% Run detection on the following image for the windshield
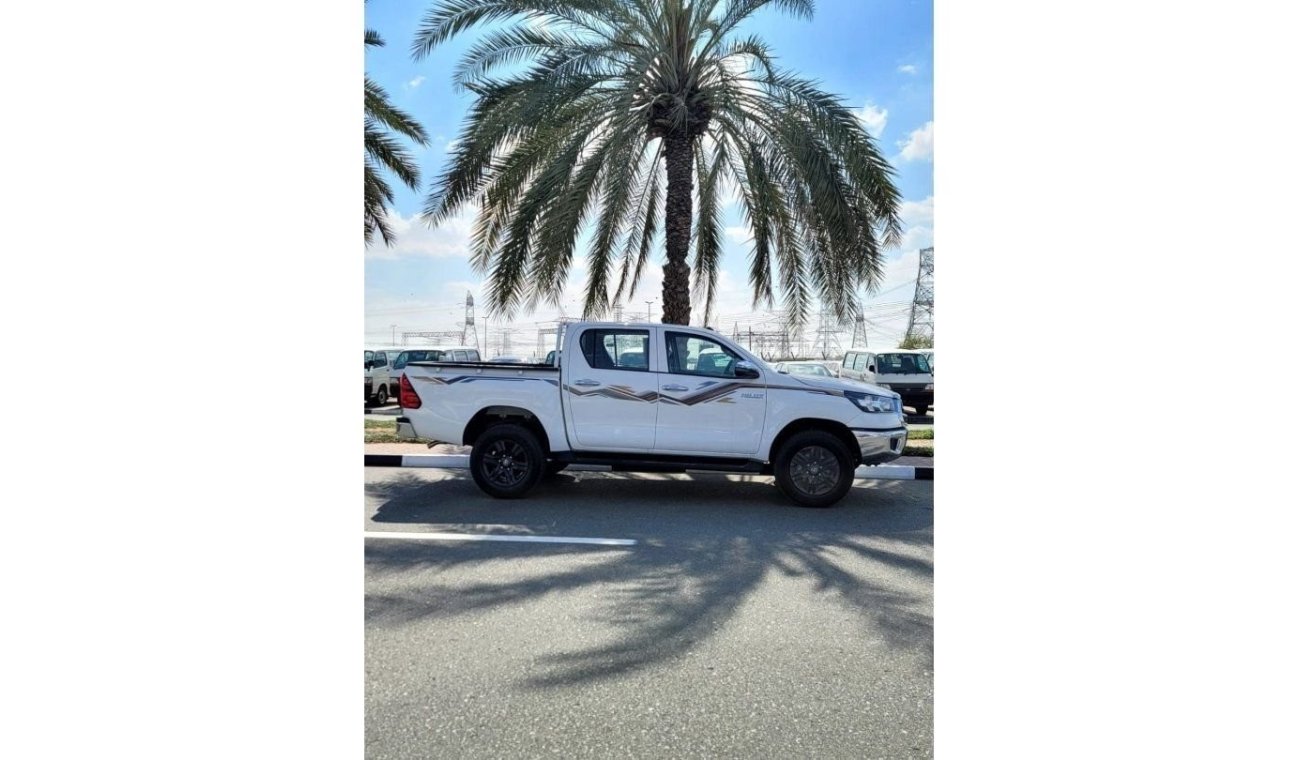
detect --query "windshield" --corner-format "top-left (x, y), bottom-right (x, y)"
top-left (875, 353), bottom-right (932, 375)
top-left (393, 350), bottom-right (445, 369)
top-left (789, 363), bottom-right (832, 377)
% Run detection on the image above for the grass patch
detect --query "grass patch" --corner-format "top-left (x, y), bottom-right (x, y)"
top-left (908, 428), bottom-right (933, 440)
top-left (364, 418), bottom-right (433, 443)
top-left (901, 445), bottom-right (933, 457)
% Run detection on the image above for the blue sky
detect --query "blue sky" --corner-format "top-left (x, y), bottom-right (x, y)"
top-left (365, 0), bottom-right (933, 352)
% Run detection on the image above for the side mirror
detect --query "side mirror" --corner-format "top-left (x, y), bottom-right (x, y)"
top-left (867, 365), bottom-right (875, 373)
top-left (365, 360), bottom-right (374, 370)
top-left (735, 360), bottom-right (761, 380)
top-left (778, 368), bottom-right (789, 374)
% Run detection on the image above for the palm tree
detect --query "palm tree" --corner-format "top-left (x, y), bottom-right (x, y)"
top-left (414, 0), bottom-right (902, 326)
top-left (366, 28), bottom-right (430, 246)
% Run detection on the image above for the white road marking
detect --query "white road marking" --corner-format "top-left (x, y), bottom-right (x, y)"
top-left (363, 531), bottom-right (636, 546)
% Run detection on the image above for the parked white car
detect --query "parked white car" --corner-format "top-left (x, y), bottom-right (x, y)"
top-left (773, 360), bottom-right (836, 378)
top-left (838, 348), bottom-right (934, 416)
top-left (396, 322), bottom-right (907, 507)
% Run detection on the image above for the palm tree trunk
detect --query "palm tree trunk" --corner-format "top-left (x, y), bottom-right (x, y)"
top-left (661, 133), bottom-right (694, 325)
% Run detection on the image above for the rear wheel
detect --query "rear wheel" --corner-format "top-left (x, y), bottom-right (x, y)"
top-left (911, 403), bottom-right (928, 417)
top-left (773, 430), bottom-right (855, 508)
top-left (470, 423), bottom-right (545, 499)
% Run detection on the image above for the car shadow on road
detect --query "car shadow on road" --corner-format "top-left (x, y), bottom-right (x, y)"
top-left (365, 471), bottom-right (933, 688)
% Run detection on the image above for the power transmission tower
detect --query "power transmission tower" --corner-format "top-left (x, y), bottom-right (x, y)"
top-left (613, 304), bottom-right (624, 323)
top-left (851, 315), bottom-right (867, 348)
top-left (814, 303), bottom-right (845, 360)
top-left (460, 291), bottom-right (480, 352)
top-left (904, 247), bottom-right (934, 344)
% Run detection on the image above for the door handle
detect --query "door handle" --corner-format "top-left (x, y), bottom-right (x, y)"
top-left (662, 384), bottom-right (688, 392)
top-left (573, 379), bottom-right (600, 387)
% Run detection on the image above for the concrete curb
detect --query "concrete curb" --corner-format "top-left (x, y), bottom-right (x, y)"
top-left (364, 454), bottom-right (932, 481)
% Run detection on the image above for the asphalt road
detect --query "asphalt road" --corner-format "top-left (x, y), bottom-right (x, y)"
top-left (365, 468), bottom-right (933, 759)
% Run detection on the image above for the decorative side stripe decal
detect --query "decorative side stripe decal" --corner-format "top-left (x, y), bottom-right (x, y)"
top-left (410, 375), bottom-right (559, 387)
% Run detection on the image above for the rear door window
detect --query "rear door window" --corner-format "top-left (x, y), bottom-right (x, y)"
top-left (853, 353), bottom-right (868, 371)
top-left (842, 353), bottom-right (855, 369)
top-left (579, 329), bottom-right (651, 371)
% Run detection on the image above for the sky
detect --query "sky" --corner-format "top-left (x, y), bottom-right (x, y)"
top-left (364, 0), bottom-right (933, 355)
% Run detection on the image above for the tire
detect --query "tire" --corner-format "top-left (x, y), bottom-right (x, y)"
top-left (373, 386), bottom-right (388, 407)
top-left (470, 423), bottom-right (545, 499)
top-left (545, 461), bottom-right (569, 476)
top-left (911, 404), bottom-right (928, 417)
top-left (773, 430), bottom-right (856, 508)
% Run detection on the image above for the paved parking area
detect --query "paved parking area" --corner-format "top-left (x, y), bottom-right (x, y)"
top-left (365, 469), bottom-right (933, 758)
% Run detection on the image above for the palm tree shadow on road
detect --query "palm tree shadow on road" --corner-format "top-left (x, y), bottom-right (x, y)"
top-left (364, 472), bottom-right (933, 687)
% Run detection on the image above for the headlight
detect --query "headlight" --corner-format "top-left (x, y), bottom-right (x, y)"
top-left (925, 383), bottom-right (934, 391)
top-left (845, 390), bottom-right (897, 414)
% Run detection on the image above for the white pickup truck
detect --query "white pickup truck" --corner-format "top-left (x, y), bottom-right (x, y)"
top-left (396, 322), bottom-right (908, 507)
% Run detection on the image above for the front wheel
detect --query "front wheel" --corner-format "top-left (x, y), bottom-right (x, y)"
top-left (773, 431), bottom-right (856, 508)
top-left (373, 386), bottom-right (388, 407)
top-left (910, 403), bottom-right (928, 417)
top-left (470, 423), bottom-right (545, 499)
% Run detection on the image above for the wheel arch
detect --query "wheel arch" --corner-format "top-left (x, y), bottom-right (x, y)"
top-left (768, 418), bottom-right (860, 465)
top-left (462, 406), bottom-right (551, 454)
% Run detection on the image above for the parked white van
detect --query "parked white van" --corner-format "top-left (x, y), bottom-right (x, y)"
top-left (838, 348), bottom-right (934, 416)
top-left (365, 346), bottom-right (408, 406)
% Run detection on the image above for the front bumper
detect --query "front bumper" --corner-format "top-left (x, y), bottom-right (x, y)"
top-left (851, 427), bottom-right (908, 465)
top-left (365, 381), bottom-right (373, 400)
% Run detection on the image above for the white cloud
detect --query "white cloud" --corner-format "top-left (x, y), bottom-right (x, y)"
top-left (898, 121), bottom-right (933, 162)
top-left (444, 138), bottom-right (461, 153)
top-left (897, 64), bottom-right (917, 75)
top-left (724, 226), bottom-right (751, 244)
top-left (898, 195), bottom-right (934, 228)
top-left (856, 101), bottom-right (889, 137)
top-left (365, 206), bottom-right (477, 260)
top-left (405, 75), bottom-right (426, 90)
top-left (898, 224), bottom-right (933, 254)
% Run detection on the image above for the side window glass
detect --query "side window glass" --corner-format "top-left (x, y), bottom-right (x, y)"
top-left (376, 352), bottom-right (387, 367)
top-left (842, 353), bottom-right (854, 368)
top-left (854, 354), bottom-right (868, 371)
top-left (467, 350), bottom-right (480, 362)
top-left (579, 329), bottom-right (649, 371)
top-left (393, 352), bottom-right (407, 370)
top-left (666, 332), bottom-right (740, 377)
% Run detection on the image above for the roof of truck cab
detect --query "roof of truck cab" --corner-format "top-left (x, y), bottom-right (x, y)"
top-left (564, 322), bottom-right (717, 331)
